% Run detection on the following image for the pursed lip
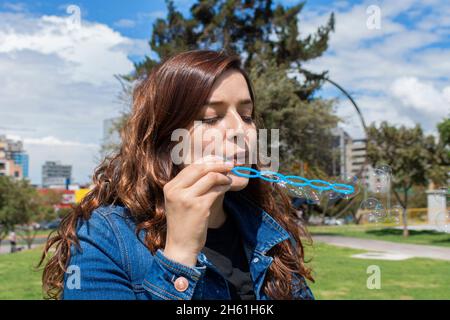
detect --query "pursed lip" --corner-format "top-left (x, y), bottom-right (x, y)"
top-left (225, 151), bottom-right (248, 164)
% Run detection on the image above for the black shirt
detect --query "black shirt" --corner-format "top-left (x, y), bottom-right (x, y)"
top-left (202, 213), bottom-right (256, 300)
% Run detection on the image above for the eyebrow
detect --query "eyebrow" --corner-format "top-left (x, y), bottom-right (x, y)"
top-left (204, 99), bottom-right (253, 107)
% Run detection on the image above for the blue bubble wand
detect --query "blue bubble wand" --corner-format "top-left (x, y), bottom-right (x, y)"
top-left (230, 166), bottom-right (355, 195)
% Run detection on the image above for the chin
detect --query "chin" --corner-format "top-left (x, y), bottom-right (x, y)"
top-left (227, 174), bottom-right (249, 191)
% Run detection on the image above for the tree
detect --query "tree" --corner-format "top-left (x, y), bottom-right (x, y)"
top-left (34, 189), bottom-right (62, 222)
top-left (0, 176), bottom-right (17, 246)
top-left (131, 0), bottom-right (334, 92)
top-left (366, 121), bottom-right (448, 237)
top-left (248, 54), bottom-right (339, 173)
top-left (437, 117), bottom-right (450, 146)
top-left (0, 176), bottom-right (41, 249)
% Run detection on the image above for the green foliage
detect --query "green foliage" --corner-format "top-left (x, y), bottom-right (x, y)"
top-left (366, 121), bottom-right (449, 236)
top-left (133, 0), bottom-right (334, 94)
top-left (0, 177), bottom-right (62, 243)
top-left (0, 176), bottom-right (39, 240)
top-left (367, 121), bottom-right (448, 199)
top-left (437, 117), bottom-right (450, 146)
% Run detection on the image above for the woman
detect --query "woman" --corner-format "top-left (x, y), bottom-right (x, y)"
top-left (39, 49), bottom-right (314, 300)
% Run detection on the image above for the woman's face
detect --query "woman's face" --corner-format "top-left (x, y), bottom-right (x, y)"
top-left (185, 69), bottom-right (257, 191)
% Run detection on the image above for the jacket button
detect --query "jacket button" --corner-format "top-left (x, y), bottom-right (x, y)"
top-left (174, 276), bottom-right (189, 292)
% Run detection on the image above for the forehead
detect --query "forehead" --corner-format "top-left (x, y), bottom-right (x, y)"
top-left (208, 69), bottom-right (251, 101)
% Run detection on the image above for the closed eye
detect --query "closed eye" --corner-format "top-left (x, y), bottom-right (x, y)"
top-left (241, 116), bottom-right (253, 124)
top-left (201, 117), bottom-right (222, 126)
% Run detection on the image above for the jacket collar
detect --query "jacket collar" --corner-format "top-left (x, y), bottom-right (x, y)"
top-left (223, 191), bottom-right (290, 255)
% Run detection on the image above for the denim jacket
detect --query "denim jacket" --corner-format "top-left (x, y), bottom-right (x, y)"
top-left (62, 191), bottom-right (314, 300)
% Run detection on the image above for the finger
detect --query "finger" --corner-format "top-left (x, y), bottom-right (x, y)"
top-left (199, 184), bottom-right (231, 204)
top-left (175, 161), bottom-right (234, 189)
top-left (188, 171), bottom-right (232, 196)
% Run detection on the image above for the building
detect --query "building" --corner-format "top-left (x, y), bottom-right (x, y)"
top-left (0, 135), bottom-right (29, 180)
top-left (331, 129), bottom-right (379, 191)
top-left (331, 127), bottom-right (352, 177)
top-left (0, 158), bottom-right (23, 178)
top-left (42, 161), bottom-right (72, 188)
top-left (344, 138), bottom-right (378, 191)
top-left (12, 153), bottom-right (29, 178)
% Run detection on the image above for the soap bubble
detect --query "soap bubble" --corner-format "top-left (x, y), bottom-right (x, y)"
top-left (360, 197), bottom-right (385, 223)
top-left (326, 175), bottom-right (361, 201)
top-left (372, 164), bottom-right (392, 194)
top-left (385, 205), bottom-right (402, 224)
top-left (280, 180), bottom-right (320, 204)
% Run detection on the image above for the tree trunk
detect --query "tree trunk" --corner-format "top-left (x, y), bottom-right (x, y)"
top-left (402, 207), bottom-right (409, 237)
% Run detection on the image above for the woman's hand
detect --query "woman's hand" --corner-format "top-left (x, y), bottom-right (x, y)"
top-left (162, 157), bottom-right (234, 267)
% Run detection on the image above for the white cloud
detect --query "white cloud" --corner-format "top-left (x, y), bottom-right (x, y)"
top-left (0, 11), bottom-right (141, 185)
top-left (390, 77), bottom-right (450, 118)
top-left (0, 14), bottom-right (134, 85)
top-left (298, 0), bottom-right (450, 138)
top-left (23, 136), bottom-right (98, 148)
top-left (114, 19), bottom-right (136, 28)
top-left (2, 2), bottom-right (27, 12)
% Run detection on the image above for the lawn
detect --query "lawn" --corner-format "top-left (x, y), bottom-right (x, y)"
top-left (305, 242), bottom-right (450, 300)
top-left (0, 246), bottom-right (45, 299)
top-left (308, 224), bottom-right (450, 247)
top-left (1, 242), bottom-right (449, 300)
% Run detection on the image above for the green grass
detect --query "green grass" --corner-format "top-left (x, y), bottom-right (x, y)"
top-left (0, 246), bottom-right (45, 299)
top-left (308, 224), bottom-right (450, 247)
top-left (305, 242), bottom-right (450, 299)
top-left (1, 242), bottom-right (449, 299)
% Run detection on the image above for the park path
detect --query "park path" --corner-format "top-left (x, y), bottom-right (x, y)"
top-left (0, 236), bottom-right (47, 255)
top-left (313, 235), bottom-right (450, 261)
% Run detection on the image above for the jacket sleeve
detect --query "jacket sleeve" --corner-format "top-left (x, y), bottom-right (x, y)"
top-left (141, 249), bottom-right (207, 300)
top-left (63, 209), bottom-right (207, 300)
top-left (62, 211), bottom-right (136, 300)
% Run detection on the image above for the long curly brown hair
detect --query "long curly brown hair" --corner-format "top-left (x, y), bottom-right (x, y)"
top-left (38, 49), bottom-right (314, 300)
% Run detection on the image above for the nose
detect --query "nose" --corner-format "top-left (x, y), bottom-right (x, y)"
top-left (225, 109), bottom-right (246, 143)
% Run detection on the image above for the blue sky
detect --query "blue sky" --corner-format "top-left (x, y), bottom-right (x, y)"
top-left (0, 0), bottom-right (449, 185)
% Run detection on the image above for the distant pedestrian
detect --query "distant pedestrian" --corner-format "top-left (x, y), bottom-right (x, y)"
top-left (9, 231), bottom-right (17, 253)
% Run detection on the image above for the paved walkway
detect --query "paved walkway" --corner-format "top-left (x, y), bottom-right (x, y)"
top-left (0, 237), bottom-right (46, 255)
top-left (313, 235), bottom-right (450, 261)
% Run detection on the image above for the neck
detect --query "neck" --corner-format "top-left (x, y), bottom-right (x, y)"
top-left (208, 193), bottom-right (227, 229)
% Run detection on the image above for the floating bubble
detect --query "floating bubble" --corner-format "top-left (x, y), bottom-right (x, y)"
top-left (367, 211), bottom-right (384, 224)
top-left (360, 197), bottom-right (385, 224)
top-left (374, 164), bottom-right (392, 175)
top-left (385, 205), bottom-right (402, 224)
top-left (325, 175), bottom-right (361, 201)
top-left (372, 164), bottom-right (392, 194)
top-left (280, 180), bottom-right (320, 204)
